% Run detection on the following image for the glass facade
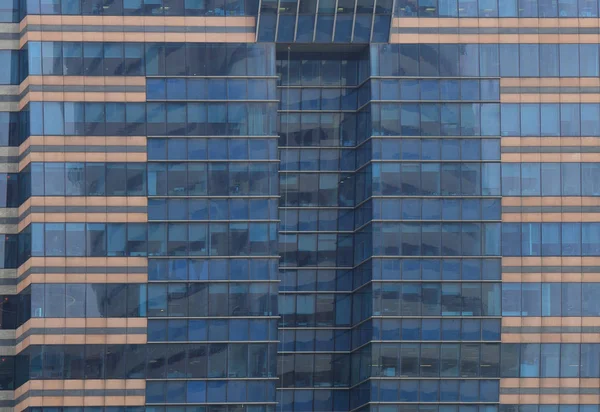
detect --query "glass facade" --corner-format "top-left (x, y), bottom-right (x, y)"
top-left (0, 1), bottom-right (596, 412)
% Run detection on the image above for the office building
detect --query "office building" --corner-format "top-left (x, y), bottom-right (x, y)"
top-left (0, 0), bottom-right (598, 410)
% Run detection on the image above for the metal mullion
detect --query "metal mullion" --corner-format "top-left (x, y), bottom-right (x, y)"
top-left (331, 0), bottom-right (340, 42)
top-left (273, 0), bottom-right (282, 40)
top-left (255, 0), bottom-right (264, 41)
top-left (349, 0), bottom-right (359, 42)
top-left (293, 0), bottom-right (301, 41)
top-left (368, 0), bottom-right (377, 42)
top-left (312, 0), bottom-right (320, 41)
top-left (387, 0), bottom-right (398, 42)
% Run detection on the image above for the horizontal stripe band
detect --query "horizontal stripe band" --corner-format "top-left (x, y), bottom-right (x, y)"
top-left (503, 326), bottom-right (600, 333)
top-left (23, 24), bottom-right (253, 34)
top-left (501, 388), bottom-right (600, 394)
top-left (501, 146), bottom-right (600, 153)
top-left (502, 206), bottom-right (600, 213)
top-left (15, 327), bottom-right (147, 345)
top-left (27, 85), bottom-right (146, 93)
top-left (23, 145), bottom-right (146, 154)
top-left (502, 265), bottom-right (600, 273)
top-left (501, 86), bottom-right (600, 94)
top-left (17, 266), bottom-right (147, 284)
top-left (25, 206), bottom-right (147, 214)
top-left (14, 389), bottom-right (145, 407)
top-left (392, 27), bottom-right (600, 34)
